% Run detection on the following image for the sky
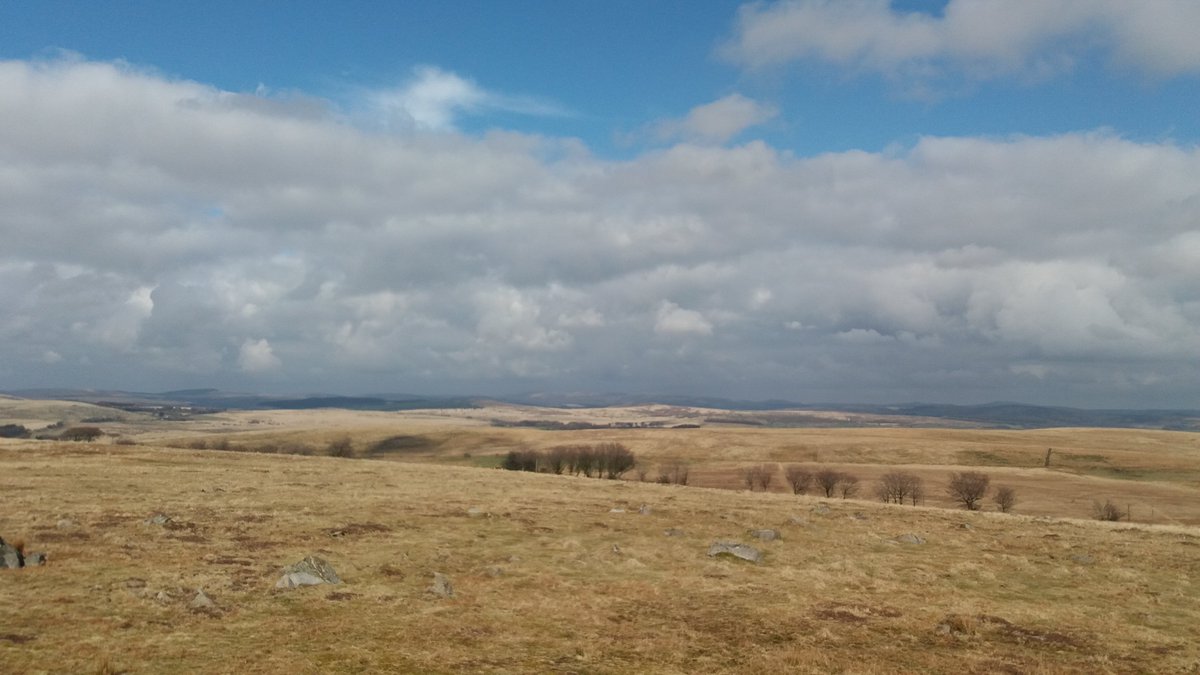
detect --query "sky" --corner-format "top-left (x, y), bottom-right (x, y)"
top-left (1, 0), bottom-right (1198, 407)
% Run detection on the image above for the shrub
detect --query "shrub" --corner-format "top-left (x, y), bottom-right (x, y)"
top-left (502, 449), bottom-right (541, 472)
top-left (742, 464), bottom-right (775, 491)
top-left (596, 442), bottom-right (635, 479)
top-left (784, 465), bottom-right (813, 495)
top-left (327, 436), bottom-right (355, 458)
top-left (114, 438), bottom-right (137, 446)
top-left (544, 446), bottom-right (570, 475)
top-left (1093, 499), bottom-right (1125, 521)
top-left (993, 486), bottom-right (1017, 513)
top-left (59, 426), bottom-right (103, 442)
top-left (947, 471), bottom-right (991, 510)
top-left (876, 471), bottom-right (923, 505)
top-left (0, 424), bottom-right (30, 438)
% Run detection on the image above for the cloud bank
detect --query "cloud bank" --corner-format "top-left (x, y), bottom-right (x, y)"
top-left (723, 0), bottom-right (1200, 86)
top-left (1, 58), bottom-right (1197, 405)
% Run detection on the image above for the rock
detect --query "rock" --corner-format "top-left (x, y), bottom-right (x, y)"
top-left (155, 590), bottom-right (173, 604)
top-left (851, 512), bottom-right (868, 521)
top-left (812, 503), bottom-right (832, 515)
top-left (749, 529), bottom-right (781, 541)
top-left (24, 552), bottom-right (46, 566)
top-left (0, 541), bottom-right (22, 569)
top-left (638, 504), bottom-right (653, 515)
top-left (609, 508), bottom-right (626, 514)
top-left (894, 533), bottom-right (926, 545)
top-left (56, 519), bottom-right (77, 529)
top-left (466, 507), bottom-right (485, 518)
top-left (144, 513), bottom-right (173, 526)
top-left (276, 555), bottom-right (341, 589)
top-left (1070, 553), bottom-right (1095, 565)
top-left (428, 572), bottom-right (454, 598)
top-left (664, 528), bottom-right (685, 537)
top-left (611, 544), bottom-right (622, 555)
top-left (706, 541), bottom-right (764, 564)
top-left (190, 589), bottom-right (216, 610)
top-left (787, 516), bottom-right (809, 526)
top-left (957, 523), bottom-right (974, 530)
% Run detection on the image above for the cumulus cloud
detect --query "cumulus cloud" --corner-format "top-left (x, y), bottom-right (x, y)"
top-left (0, 57), bottom-right (1197, 405)
top-left (722, 0), bottom-right (1200, 85)
top-left (238, 338), bottom-right (281, 373)
top-left (367, 65), bottom-right (568, 131)
top-left (652, 94), bottom-right (779, 144)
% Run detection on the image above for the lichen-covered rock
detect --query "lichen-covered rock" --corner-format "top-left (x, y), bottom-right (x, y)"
top-left (427, 572), bottom-right (454, 598)
top-left (0, 540), bottom-right (22, 569)
top-left (749, 529), bottom-right (781, 541)
top-left (23, 552), bottom-right (46, 566)
top-left (706, 541), bottom-right (763, 564)
top-left (894, 533), bottom-right (926, 545)
top-left (276, 555), bottom-right (341, 589)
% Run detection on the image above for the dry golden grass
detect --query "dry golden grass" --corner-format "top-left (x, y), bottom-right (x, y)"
top-left (2, 440), bottom-right (1199, 674)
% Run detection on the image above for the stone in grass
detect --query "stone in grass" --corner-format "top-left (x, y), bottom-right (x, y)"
top-left (1070, 553), bottom-right (1095, 565)
top-left (24, 552), bottom-right (46, 566)
top-left (811, 503), bottom-right (832, 515)
top-left (707, 541), bottom-right (764, 564)
top-left (276, 556), bottom-right (341, 589)
top-left (664, 528), bottom-right (685, 537)
top-left (427, 572), bottom-right (454, 598)
top-left (749, 529), bottom-right (781, 541)
top-left (144, 513), bottom-right (173, 526)
top-left (894, 533), bottom-right (926, 545)
top-left (190, 589), bottom-right (216, 610)
top-left (1, 539), bottom-right (22, 569)
top-left (638, 504), bottom-right (653, 515)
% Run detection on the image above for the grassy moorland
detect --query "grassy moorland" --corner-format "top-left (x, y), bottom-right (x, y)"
top-left (2, 401), bottom-right (1199, 672)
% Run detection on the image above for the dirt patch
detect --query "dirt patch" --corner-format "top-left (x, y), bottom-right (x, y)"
top-left (0, 633), bottom-right (35, 644)
top-left (379, 564), bottom-right (407, 578)
top-left (326, 592), bottom-right (357, 601)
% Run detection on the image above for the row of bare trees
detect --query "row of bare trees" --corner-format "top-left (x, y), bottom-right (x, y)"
top-left (502, 443), bottom-right (636, 479)
top-left (746, 464), bottom-right (1019, 512)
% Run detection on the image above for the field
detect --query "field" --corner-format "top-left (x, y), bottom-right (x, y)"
top-left (2, 401), bottom-right (1199, 673)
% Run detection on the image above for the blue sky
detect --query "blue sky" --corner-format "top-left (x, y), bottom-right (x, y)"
top-left (1, 1), bottom-right (1199, 406)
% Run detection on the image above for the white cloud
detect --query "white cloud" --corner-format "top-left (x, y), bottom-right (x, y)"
top-left (722, 0), bottom-right (1200, 85)
top-left (652, 94), bottom-right (778, 144)
top-left (367, 65), bottom-right (567, 131)
top-left (655, 302), bottom-right (713, 336)
top-left (1, 57), bottom-right (1198, 405)
top-left (238, 338), bottom-right (281, 373)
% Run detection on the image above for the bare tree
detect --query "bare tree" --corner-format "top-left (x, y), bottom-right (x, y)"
top-left (947, 471), bottom-right (991, 510)
top-left (597, 442), bottom-right (636, 479)
top-left (993, 486), bottom-right (1017, 513)
top-left (327, 436), bottom-right (355, 458)
top-left (838, 473), bottom-right (860, 499)
top-left (633, 462), bottom-right (650, 482)
top-left (815, 468), bottom-right (843, 498)
top-left (1093, 499), bottom-right (1125, 521)
top-left (876, 471), bottom-right (923, 505)
top-left (784, 465), bottom-right (813, 495)
top-left (657, 461), bottom-right (690, 486)
top-left (742, 464), bottom-right (776, 491)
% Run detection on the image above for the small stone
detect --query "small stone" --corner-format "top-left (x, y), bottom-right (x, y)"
top-left (957, 523), bottom-right (974, 530)
top-left (190, 589), bottom-right (215, 610)
top-left (664, 528), bottom-right (685, 537)
top-left (894, 533), bottom-right (926, 545)
top-left (638, 504), bottom-right (653, 515)
top-left (56, 519), bottom-right (77, 529)
top-left (144, 513), bottom-right (173, 526)
top-left (0, 542), bottom-right (22, 569)
top-left (611, 544), bottom-right (622, 555)
top-left (155, 590), bottom-right (173, 603)
top-left (428, 572), bottom-right (454, 598)
top-left (812, 503), bottom-right (832, 515)
top-left (466, 507), bottom-right (485, 518)
top-left (749, 529), bottom-right (781, 541)
top-left (851, 512), bottom-right (868, 521)
top-left (706, 541), bottom-right (764, 564)
top-left (787, 515), bottom-right (809, 526)
top-left (24, 552), bottom-right (46, 566)
top-left (1070, 553), bottom-right (1095, 565)
top-left (609, 508), bottom-right (626, 514)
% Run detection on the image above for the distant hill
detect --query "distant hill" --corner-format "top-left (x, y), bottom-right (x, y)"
top-left (3, 389), bottom-right (1197, 430)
